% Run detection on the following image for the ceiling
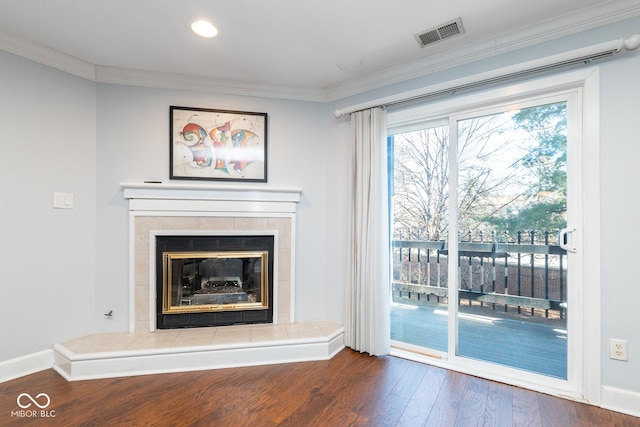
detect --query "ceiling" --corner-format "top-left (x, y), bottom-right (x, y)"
top-left (0, 0), bottom-right (638, 101)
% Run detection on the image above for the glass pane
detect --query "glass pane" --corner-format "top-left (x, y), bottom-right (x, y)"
top-left (390, 125), bottom-right (450, 352)
top-left (162, 251), bottom-right (268, 313)
top-left (456, 102), bottom-right (568, 378)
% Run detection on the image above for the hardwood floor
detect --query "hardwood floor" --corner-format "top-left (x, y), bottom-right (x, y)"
top-left (1, 349), bottom-right (638, 426)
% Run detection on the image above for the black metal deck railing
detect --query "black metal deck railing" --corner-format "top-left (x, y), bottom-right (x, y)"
top-left (392, 232), bottom-right (567, 318)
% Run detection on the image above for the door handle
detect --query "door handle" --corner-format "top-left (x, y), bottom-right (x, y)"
top-left (558, 228), bottom-right (577, 253)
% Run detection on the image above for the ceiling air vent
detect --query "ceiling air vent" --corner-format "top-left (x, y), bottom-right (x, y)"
top-left (414, 18), bottom-right (465, 48)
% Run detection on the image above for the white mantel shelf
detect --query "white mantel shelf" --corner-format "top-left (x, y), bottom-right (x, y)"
top-left (120, 182), bottom-right (302, 202)
top-left (120, 182), bottom-right (302, 214)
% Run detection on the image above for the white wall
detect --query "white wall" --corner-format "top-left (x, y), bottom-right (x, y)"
top-left (599, 38), bottom-right (640, 394)
top-left (0, 51), bottom-right (335, 362)
top-left (327, 15), bottom-right (640, 409)
top-left (324, 112), bottom-right (350, 323)
top-left (94, 84), bottom-right (332, 331)
top-left (0, 51), bottom-right (97, 360)
top-left (1, 13), bottom-right (638, 414)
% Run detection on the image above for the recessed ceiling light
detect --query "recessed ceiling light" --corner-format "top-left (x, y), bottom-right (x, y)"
top-left (190, 20), bottom-right (218, 38)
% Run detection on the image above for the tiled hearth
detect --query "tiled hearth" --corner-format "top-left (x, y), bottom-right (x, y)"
top-left (53, 321), bottom-right (344, 381)
top-left (51, 183), bottom-right (344, 381)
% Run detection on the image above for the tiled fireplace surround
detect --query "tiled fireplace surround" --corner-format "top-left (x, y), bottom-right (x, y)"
top-left (52, 183), bottom-right (344, 381)
top-left (134, 213), bottom-right (292, 332)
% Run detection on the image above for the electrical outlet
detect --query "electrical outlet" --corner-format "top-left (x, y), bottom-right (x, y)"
top-left (609, 339), bottom-right (628, 361)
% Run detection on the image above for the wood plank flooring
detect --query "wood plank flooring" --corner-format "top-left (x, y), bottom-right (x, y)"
top-left (1, 348), bottom-right (638, 426)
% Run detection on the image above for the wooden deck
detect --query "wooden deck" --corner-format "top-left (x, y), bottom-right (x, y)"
top-left (391, 303), bottom-right (567, 378)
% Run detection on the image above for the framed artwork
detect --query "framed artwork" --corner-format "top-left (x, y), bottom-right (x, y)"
top-left (170, 106), bottom-right (268, 182)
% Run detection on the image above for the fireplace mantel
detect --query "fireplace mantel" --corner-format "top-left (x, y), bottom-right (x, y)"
top-left (120, 182), bottom-right (302, 213)
top-left (121, 182), bottom-right (302, 333)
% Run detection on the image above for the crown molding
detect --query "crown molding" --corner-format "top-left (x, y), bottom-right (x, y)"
top-left (1, 1), bottom-right (639, 103)
top-left (0, 30), bottom-right (326, 102)
top-left (0, 31), bottom-right (95, 81)
top-left (324, 2), bottom-right (640, 101)
top-left (94, 66), bottom-right (327, 102)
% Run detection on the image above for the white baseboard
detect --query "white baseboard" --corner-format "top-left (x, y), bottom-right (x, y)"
top-left (0, 350), bottom-right (53, 383)
top-left (601, 385), bottom-right (640, 418)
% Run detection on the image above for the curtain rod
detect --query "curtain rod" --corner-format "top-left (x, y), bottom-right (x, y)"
top-left (334, 34), bottom-right (640, 119)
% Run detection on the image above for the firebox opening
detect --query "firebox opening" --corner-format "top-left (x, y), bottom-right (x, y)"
top-left (163, 251), bottom-right (269, 314)
top-left (156, 235), bottom-right (274, 329)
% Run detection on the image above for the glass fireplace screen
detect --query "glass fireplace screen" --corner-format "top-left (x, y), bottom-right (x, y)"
top-left (162, 251), bottom-right (269, 314)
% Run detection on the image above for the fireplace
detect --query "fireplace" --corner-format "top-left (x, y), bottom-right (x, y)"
top-left (57, 182), bottom-right (346, 382)
top-left (51, 184), bottom-right (344, 382)
top-left (156, 234), bottom-right (274, 329)
top-left (121, 182), bottom-right (301, 333)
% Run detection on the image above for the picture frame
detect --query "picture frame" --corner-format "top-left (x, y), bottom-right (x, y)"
top-left (170, 106), bottom-right (268, 182)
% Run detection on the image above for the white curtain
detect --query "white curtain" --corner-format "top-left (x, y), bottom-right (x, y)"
top-left (344, 107), bottom-right (390, 356)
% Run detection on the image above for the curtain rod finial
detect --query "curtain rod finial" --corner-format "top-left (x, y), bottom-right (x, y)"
top-left (334, 108), bottom-right (345, 119)
top-left (624, 34), bottom-right (640, 51)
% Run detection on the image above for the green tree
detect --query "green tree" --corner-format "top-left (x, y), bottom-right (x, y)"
top-left (481, 102), bottom-right (567, 237)
top-left (392, 102), bottom-right (568, 243)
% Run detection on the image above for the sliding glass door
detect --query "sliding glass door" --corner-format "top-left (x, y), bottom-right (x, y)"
top-left (454, 101), bottom-right (569, 378)
top-left (391, 122), bottom-right (450, 355)
top-left (390, 89), bottom-right (581, 388)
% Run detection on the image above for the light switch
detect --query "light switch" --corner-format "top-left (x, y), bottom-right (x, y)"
top-left (53, 192), bottom-right (74, 209)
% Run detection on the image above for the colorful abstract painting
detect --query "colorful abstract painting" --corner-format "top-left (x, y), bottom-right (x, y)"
top-left (170, 106), bottom-right (267, 182)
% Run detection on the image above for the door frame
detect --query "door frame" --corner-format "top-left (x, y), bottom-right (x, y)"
top-left (447, 90), bottom-right (582, 395)
top-left (388, 67), bottom-right (601, 404)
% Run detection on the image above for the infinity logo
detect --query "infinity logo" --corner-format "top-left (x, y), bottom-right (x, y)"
top-left (17, 393), bottom-right (51, 409)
